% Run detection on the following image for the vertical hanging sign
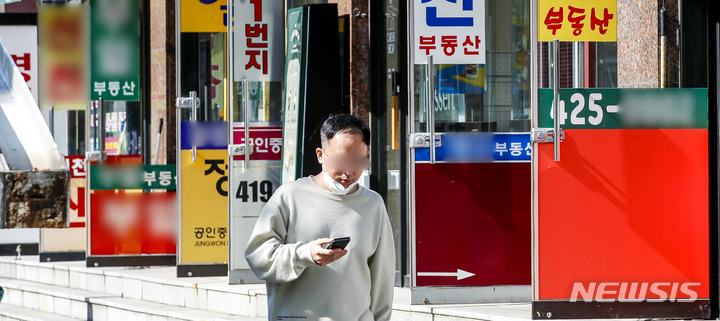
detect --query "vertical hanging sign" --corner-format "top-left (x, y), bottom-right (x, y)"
top-left (90, 0), bottom-right (140, 101)
top-left (39, 4), bottom-right (89, 110)
top-left (233, 0), bottom-right (284, 82)
top-left (413, 0), bottom-right (486, 64)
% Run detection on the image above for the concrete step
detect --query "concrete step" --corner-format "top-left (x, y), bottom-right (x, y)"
top-left (2, 278), bottom-right (112, 319)
top-left (0, 304), bottom-right (78, 321)
top-left (0, 278), bottom-right (266, 321)
top-left (0, 257), bottom-right (535, 321)
top-left (0, 259), bottom-right (267, 318)
top-left (87, 296), bottom-right (266, 321)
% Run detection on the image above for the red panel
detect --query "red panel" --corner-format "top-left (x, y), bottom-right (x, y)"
top-left (90, 191), bottom-right (177, 256)
top-left (538, 129), bottom-right (709, 300)
top-left (415, 162), bottom-right (531, 286)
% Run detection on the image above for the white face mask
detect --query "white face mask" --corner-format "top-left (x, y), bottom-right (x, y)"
top-left (322, 163), bottom-right (359, 195)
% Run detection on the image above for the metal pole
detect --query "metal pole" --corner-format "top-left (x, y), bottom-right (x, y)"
top-left (85, 101), bottom-right (92, 256)
top-left (49, 106), bottom-right (54, 138)
top-left (243, 79), bottom-right (250, 169)
top-left (154, 118), bottom-right (164, 164)
top-left (99, 98), bottom-right (105, 161)
top-left (659, 6), bottom-right (667, 88)
top-left (530, 0), bottom-right (538, 128)
top-left (553, 39), bottom-right (560, 162)
top-left (175, 0), bottom-right (183, 267)
top-left (190, 91), bottom-right (197, 162)
top-left (407, 0), bottom-right (417, 288)
top-left (530, 0), bottom-right (539, 301)
top-left (427, 55), bottom-right (435, 164)
top-left (573, 42), bottom-right (584, 88)
top-left (227, 0), bottom-right (235, 276)
top-left (678, 0), bottom-right (683, 88)
top-left (175, 91), bottom-right (182, 265)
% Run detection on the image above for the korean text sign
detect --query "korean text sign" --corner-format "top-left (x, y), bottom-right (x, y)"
top-left (66, 156), bottom-right (87, 228)
top-left (234, 0), bottom-right (284, 81)
top-left (413, 0), bottom-right (486, 64)
top-left (538, 0), bottom-right (617, 42)
top-left (90, 0), bottom-right (140, 101)
top-left (232, 126), bottom-right (283, 161)
top-left (90, 164), bottom-right (177, 190)
top-left (179, 121), bottom-right (229, 264)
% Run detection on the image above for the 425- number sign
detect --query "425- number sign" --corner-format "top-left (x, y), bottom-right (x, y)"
top-left (538, 88), bottom-right (706, 129)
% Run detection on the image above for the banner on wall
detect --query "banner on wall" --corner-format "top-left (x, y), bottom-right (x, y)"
top-left (0, 26), bottom-right (39, 103)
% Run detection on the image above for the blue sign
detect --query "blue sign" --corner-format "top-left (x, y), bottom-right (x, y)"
top-left (415, 132), bottom-right (531, 163)
top-left (423, 0), bottom-right (474, 27)
top-left (180, 121), bottom-right (228, 150)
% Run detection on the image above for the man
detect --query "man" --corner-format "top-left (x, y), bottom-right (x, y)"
top-left (245, 114), bottom-right (395, 321)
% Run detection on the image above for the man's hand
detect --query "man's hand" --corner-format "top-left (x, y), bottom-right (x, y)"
top-left (310, 238), bottom-right (348, 266)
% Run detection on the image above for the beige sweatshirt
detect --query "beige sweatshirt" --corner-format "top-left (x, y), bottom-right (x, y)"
top-left (245, 176), bottom-right (395, 321)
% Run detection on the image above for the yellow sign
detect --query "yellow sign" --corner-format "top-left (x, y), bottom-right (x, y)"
top-left (537, 0), bottom-right (617, 42)
top-left (180, 0), bottom-right (227, 33)
top-left (180, 149), bottom-right (228, 264)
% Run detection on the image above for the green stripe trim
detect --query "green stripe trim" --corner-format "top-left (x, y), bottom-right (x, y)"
top-left (538, 88), bottom-right (708, 129)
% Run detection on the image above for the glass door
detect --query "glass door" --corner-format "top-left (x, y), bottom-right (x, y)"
top-left (175, 13), bottom-right (230, 276)
top-left (531, 0), bottom-right (711, 318)
top-left (409, 0), bottom-right (532, 295)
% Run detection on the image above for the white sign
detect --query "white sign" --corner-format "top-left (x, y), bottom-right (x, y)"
top-left (0, 26), bottom-right (39, 103)
top-left (413, 0), bottom-right (486, 65)
top-left (229, 166), bottom-right (281, 271)
top-left (234, 0), bottom-right (284, 82)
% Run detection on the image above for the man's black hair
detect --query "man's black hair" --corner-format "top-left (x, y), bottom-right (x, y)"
top-left (320, 114), bottom-right (370, 148)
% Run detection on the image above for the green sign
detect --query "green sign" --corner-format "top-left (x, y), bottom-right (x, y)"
top-left (281, 6), bottom-right (308, 184)
top-left (90, 164), bottom-right (176, 190)
top-left (90, 0), bottom-right (140, 101)
top-left (538, 88), bottom-right (708, 129)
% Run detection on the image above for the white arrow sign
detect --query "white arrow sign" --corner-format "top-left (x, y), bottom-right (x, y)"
top-left (417, 269), bottom-right (476, 280)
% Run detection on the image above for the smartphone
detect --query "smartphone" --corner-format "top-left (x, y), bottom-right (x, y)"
top-left (324, 237), bottom-right (350, 250)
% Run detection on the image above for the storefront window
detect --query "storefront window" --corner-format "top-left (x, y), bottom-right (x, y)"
top-left (414, 0), bottom-right (531, 133)
top-left (180, 32), bottom-right (227, 122)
